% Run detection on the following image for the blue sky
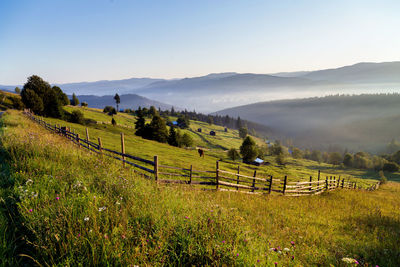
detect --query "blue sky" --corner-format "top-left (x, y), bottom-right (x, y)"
top-left (1, 0), bottom-right (400, 84)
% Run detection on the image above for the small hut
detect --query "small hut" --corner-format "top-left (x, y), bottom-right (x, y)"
top-left (224, 127), bottom-right (228, 132)
top-left (210, 130), bottom-right (216, 136)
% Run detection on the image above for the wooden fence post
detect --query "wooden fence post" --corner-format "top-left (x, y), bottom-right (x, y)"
top-left (76, 134), bottom-right (80, 148)
top-left (318, 170), bottom-right (320, 181)
top-left (216, 161), bottom-right (219, 190)
top-left (283, 176), bottom-right (287, 195)
top-left (252, 170), bottom-right (256, 192)
top-left (354, 182), bottom-right (356, 189)
top-left (86, 128), bottom-right (90, 148)
top-left (120, 133), bottom-right (125, 167)
top-left (236, 165), bottom-right (240, 190)
top-left (268, 176), bottom-right (273, 194)
top-left (98, 137), bottom-right (102, 155)
top-left (325, 177), bottom-right (328, 191)
top-left (309, 176), bottom-right (312, 192)
top-left (189, 165), bottom-right (193, 184)
top-left (154, 156), bottom-right (159, 181)
top-left (342, 178), bottom-right (345, 188)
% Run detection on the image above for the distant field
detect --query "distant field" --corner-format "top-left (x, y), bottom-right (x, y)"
top-left (0, 110), bottom-right (399, 266)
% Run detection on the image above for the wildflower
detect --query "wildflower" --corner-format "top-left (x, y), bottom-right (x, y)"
top-left (283, 248), bottom-right (290, 252)
top-left (84, 216), bottom-right (89, 221)
top-left (342, 258), bottom-right (358, 264)
top-left (122, 234), bottom-right (126, 239)
top-left (184, 216), bottom-right (189, 219)
top-left (244, 239), bottom-right (248, 242)
top-left (274, 263), bottom-right (278, 266)
top-left (257, 259), bottom-right (260, 263)
top-left (222, 240), bottom-right (226, 244)
top-left (115, 201), bottom-right (120, 205)
top-left (77, 233), bottom-right (81, 237)
top-left (290, 241), bottom-right (295, 246)
top-left (236, 253), bottom-right (239, 257)
top-left (29, 209), bottom-right (33, 213)
top-left (104, 234), bottom-right (108, 239)
top-left (291, 256), bottom-right (295, 260)
top-left (56, 196), bottom-right (60, 200)
top-left (269, 248), bottom-right (275, 252)
top-left (98, 206), bottom-right (106, 212)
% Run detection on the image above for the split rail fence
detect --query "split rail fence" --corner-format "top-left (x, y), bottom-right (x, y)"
top-left (25, 111), bottom-right (380, 196)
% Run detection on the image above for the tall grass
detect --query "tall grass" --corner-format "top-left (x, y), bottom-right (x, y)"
top-left (1, 110), bottom-right (399, 266)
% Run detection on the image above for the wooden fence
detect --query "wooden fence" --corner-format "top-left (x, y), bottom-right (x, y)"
top-left (24, 111), bottom-right (381, 196)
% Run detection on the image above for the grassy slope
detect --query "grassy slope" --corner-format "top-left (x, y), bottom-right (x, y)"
top-left (0, 110), bottom-right (399, 266)
top-left (42, 106), bottom-right (382, 187)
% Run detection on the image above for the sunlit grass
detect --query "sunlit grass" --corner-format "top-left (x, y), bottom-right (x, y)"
top-left (0, 110), bottom-right (399, 266)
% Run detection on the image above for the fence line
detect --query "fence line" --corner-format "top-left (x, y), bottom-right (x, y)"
top-left (24, 111), bottom-right (381, 196)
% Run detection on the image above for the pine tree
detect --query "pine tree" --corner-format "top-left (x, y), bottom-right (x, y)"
top-left (236, 116), bottom-right (242, 129)
top-left (71, 93), bottom-right (79, 106)
top-left (240, 136), bottom-right (258, 163)
top-left (167, 127), bottom-right (179, 147)
top-left (146, 114), bottom-right (168, 143)
top-left (114, 93), bottom-right (120, 111)
top-left (135, 109), bottom-right (146, 136)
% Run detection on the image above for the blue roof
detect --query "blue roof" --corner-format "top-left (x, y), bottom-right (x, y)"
top-left (254, 158), bottom-right (264, 164)
top-left (172, 121), bottom-right (178, 125)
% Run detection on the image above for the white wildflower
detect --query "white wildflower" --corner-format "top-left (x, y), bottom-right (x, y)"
top-left (341, 257), bottom-right (357, 264)
top-left (283, 248), bottom-right (290, 252)
top-left (84, 217), bottom-right (90, 221)
top-left (98, 206), bottom-right (107, 212)
top-left (115, 201), bottom-right (121, 205)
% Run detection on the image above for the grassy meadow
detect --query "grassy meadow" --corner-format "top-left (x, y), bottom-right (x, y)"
top-left (41, 106), bottom-right (382, 187)
top-left (0, 110), bottom-right (399, 266)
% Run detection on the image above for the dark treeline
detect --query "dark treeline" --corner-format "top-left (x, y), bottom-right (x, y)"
top-left (127, 106), bottom-right (273, 138)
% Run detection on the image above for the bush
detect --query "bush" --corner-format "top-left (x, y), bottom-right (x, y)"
top-left (179, 133), bottom-right (193, 147)
top-left (11, 97), bottom-right (24, 110)
top-left (103, 106), bottom-right (116, 115)
top-left (276, 153), bottom-right (286, 166)
top-left (240, 136), bottom-right (257, 163)
top-left (382, 162), bottom-right (399, 172)
top-left (227, 148), bottom-right (240, 161)
top-left (69, 110), bottom-right (84, 124)
top-left (238, 127), bottom-right (247, 139)
top-left (111, 118), bottom-right (117, 126)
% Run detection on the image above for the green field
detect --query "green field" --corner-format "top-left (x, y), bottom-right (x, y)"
top-left (39, 106), bottom-right (383, 187)
top-left (0, 110), bottom-right (399, 266)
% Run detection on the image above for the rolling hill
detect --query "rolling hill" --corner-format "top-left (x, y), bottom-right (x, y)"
top-left (215, 94), bottom-right (400, 153)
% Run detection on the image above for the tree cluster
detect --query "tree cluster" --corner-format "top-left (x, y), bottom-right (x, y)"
top-left (21, 75), bottom-right (69, 118)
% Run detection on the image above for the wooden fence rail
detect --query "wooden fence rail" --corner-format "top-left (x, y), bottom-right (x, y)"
top-left (24, 111), bottom-right (381, 197)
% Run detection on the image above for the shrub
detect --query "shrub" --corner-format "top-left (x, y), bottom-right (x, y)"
top-left (238, 127), bottom-right (247, 139)
top-left (276, 152), bottom-right (286, 166)
top-left (227, 148), bottom-right (240, 161)
top-left (69, 110), bottom-right (84, 124)
top-left (103, 106), bottom-right (116, 114)
top-left (179, 133), bottom-right (193, 147)
top-left (111, 118), bottom-right (117, 126)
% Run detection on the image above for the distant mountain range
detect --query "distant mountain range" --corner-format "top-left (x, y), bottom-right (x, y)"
top-left (75, 94), bottom-right (174, 111)
top-left (215, 94), bottom-right (400, 153)
top-left (1, 61), bottom-right (400, 112)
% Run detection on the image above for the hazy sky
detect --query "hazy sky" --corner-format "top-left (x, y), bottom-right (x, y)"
top-left (1, 0), bottom-right (400, 84)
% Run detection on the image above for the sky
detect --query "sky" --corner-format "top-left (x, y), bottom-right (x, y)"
top-left (1, 0), bottom-right (400, 84)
